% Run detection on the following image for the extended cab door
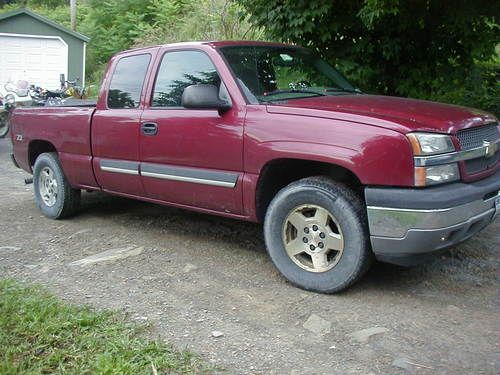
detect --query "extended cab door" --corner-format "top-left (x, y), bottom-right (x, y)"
top-left (92, 52), bottom-right (154, 196)
top-left (139, 48), bottom-right (245, 214)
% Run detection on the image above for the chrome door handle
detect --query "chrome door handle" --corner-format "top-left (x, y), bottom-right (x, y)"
top-left (141, 122), bottom-right (158, 136)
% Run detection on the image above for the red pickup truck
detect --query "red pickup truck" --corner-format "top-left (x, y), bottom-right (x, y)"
top-left (10, 41), bottom-right (500, 293)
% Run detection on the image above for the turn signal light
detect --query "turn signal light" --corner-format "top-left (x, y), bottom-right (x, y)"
top-left (414, 163), bottom-right (460, 186)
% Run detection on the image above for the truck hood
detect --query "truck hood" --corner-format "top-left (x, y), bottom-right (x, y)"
top-left (266, 94), bottom-right (497, 134)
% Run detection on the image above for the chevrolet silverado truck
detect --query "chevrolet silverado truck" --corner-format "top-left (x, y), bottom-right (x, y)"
top-left (9, 41), bottom-right (500, 293)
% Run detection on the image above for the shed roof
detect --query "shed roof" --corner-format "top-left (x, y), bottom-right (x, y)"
top-left (0, 8), bottom-right (90, 42)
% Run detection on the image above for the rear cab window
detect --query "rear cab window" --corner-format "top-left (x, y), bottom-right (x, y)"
top-left (107, 54), bottom-right (151, 108)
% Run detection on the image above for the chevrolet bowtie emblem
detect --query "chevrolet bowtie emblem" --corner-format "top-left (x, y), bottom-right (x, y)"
top-left (483, 140), bottom-right (497, 158)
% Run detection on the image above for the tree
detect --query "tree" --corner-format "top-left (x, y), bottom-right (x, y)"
top-left (80, 0), bottom-right (263, 84)
top-left (1, 0), bottom-right (263, 87)
top-left (237, 0), bottom-right (499, 114)
top-left (133, 0), bottom-right (264, 47)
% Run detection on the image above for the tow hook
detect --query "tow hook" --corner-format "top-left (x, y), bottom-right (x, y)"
top-left (25, 177), bottom-right (33, 185)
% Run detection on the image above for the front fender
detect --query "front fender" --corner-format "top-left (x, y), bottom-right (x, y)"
top-left (246, 137), bottom-right (414, 187)
top-left (244, 106), bottom-right (415, 186)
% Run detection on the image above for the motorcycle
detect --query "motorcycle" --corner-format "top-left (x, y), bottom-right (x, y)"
top-left (63, 79), bottom-right (89, 99)
top-left (29, 76), bottom-right (90, 107)
top-left (0, 80), bottom-right (32, 106)
top-left (29, 85), bottom-right (47, 106)
top-left (0, 94), bottom-right (15, 139)
top-left (29, 84), bottom-right (65, 106)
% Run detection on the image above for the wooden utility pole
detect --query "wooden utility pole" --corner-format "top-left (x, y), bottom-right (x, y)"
top-left (70, 0), bottom-right (77, 31)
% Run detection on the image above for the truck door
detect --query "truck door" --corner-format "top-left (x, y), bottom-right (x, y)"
top-left (139, 48), bottom-right (244, 214)
top-left (92, 53), bottom-right (153, 197)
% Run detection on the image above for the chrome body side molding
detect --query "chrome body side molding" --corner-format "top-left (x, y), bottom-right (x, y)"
top-left (100, 159), bottom-right (139, 175)
top-left (141, 163), bottom-right (238, 188)
top-left (99, 159), bottom-right (239, 188)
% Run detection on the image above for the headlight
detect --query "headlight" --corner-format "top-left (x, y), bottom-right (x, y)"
top-left (407, 133), bottom-right (455, 155)
top-left (414, 163), bottom-right (460, 186)
top-left (407, 133), bottom-right (459, 186)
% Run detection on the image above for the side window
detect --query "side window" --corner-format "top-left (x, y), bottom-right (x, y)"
top-left (152, 50), bottom-right (221, 107)
top-left (107, 54), bottom-right (151, 109)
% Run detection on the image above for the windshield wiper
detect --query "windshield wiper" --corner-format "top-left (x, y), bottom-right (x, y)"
top-left (324, 87), bottom-right (362, 93)
top-left (263, 89), bottom-right (327, 98)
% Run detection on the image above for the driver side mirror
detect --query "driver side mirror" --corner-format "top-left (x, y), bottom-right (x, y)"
top-left (181, 84), bottom-right (231, 112)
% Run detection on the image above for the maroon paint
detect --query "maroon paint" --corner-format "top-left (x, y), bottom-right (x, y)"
top-left (91, 47), bottom-right (159, 196)
top-left (9, 41), bottom-right (499, 223)
top-left (138, 45), bottom-right (246, 213)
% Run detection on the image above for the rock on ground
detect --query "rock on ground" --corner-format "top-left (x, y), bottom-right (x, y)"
top-left (303, 314), bottom-right (332, 336)
top-left (348, 327), bottom-right (388, 343)
top-left (68, 246), bottom-right (143, 266)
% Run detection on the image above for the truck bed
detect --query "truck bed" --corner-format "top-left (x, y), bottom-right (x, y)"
top-left (10, 105), bottom-right (98, 189)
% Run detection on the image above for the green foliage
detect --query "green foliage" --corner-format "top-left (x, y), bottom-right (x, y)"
top-left (429, 58), bottom-right (499, 116)
top-left (79, 0), bottom-right (157, 80)
top-left (79, 0), bottom-right (263, 83)
top-left (132, 0), bottom-right (265, 47)
top-left (0, 0), bottom-right (263, 87)
top-left (0, 0), bottom-right (88, 28)
top-left (1, 0), bottom-right (496, 113)
top-left (238, 0), bottom-right (499, 114)
top-left (0, 279), bottom-right (211, 374)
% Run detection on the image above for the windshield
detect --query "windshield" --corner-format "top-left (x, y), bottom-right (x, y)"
top-left (219, 45), bottom-right (357, 104)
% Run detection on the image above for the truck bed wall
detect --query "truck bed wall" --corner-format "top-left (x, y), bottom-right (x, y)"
top-left (10, 106), bottom-right (99, 189)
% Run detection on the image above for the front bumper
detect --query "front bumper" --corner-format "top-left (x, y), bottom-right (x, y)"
top-left (365, 171), bottom-right (500, 266)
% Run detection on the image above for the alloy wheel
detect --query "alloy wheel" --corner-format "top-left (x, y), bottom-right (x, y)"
top-left (282, 204), bottom-right (344, 273)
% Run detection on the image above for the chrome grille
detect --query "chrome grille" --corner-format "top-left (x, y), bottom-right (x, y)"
top-left (456, 123), bottom-right (499, 175)
top-left (457, 123), bottom-right (499, 150)
top-left (464, 151), bottom-right (499, 174)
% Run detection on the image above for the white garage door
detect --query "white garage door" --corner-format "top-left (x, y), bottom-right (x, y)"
top-left (0, 33), bottom-right (68, 90)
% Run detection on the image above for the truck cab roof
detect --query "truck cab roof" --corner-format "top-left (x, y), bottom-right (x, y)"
top-left (113, 40), bottom-right (295, 57)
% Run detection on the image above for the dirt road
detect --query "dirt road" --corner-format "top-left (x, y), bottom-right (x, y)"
top-left (0, 138), bottom-right (498, 374)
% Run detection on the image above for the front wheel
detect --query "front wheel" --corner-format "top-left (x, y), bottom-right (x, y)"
top-left (33, 152), bottom-right (81, 219)
top-left (264, 177), bottom-right (372, 293)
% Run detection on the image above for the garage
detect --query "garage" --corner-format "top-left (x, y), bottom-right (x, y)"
top-left (0, 33), bottom-right (68, 90)
top-left (0, 8), bottom-right (89, 90)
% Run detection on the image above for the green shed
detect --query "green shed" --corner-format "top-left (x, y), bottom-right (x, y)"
top-left (0, 8), bottom-right (89, 89)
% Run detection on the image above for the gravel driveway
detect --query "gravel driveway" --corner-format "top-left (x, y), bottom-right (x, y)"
top-left (0, 138), bottom-right (498, 374)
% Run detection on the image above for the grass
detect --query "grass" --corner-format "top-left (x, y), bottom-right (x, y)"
top-left (0, 279), bottom-right (211, 374)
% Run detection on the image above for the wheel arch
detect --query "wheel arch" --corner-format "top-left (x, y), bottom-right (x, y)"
top-left (255, 157), bottom-right (363, 222)
top-left (28, 139), bottom-right (57, 170)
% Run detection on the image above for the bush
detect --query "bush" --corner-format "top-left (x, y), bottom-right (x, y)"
top-left (237, 0), bottom-right (499, 115)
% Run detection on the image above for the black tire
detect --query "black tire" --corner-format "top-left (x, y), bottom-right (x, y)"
top-left (33, 152), bottom-right (80, 219)
top-left (264, 176), bottom-right (372, 293)
top-left (0, 111), bottom-right (8, 138)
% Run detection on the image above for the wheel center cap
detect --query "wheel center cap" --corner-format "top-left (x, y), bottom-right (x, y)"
top-left (304, 224), bottom-right (326, 251)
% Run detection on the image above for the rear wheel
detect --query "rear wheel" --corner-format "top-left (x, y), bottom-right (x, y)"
top-left (33, 152), bottom-right (80, 219)
top-left (264, 176), bottom-right (372, 293)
